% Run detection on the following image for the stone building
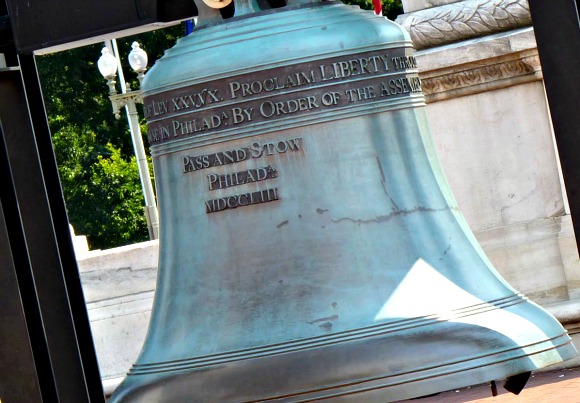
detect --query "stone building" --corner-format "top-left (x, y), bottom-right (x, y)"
top-left (79, 0), bottom-right (580, 392)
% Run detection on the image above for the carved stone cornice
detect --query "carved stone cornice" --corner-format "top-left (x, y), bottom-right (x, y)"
top-left (419, 49), bottom-right (540, 102)
top-left (396, 0), bottom-right (532, 50)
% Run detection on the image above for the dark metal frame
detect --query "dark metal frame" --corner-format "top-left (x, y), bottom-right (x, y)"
top-left (528, 0), bottom-right (580, 244)
top-left (0, 55), bottom-right (105, 401)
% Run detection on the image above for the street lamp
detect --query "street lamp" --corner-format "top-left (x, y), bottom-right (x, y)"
top-left (128, 41), bottom-right (148, 85)
top-left (98, 41), bottom-right (159, 240)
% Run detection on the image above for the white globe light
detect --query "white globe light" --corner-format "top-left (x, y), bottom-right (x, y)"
top-left (97, 47), bottom-right (118, 78)
top-left (128, 42), bottom-right (148, 73)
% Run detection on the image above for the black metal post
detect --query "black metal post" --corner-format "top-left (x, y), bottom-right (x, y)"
top-left (19, 52), bottom-right (106, 402)
top-left (528, 0), bottom-right (580, 254)
top-left (0, 52), bottom-right (105, 403)
top-left (0, 120), bottom-right (45, 403)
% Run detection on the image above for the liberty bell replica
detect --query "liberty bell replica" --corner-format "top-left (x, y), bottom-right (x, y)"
top-left (110, 0), bottom-right (577, 401)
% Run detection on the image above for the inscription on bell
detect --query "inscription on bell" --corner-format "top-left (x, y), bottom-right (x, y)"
top-left (171, 89), bottom-right (223, 110)
top-left (152, 50), bottom-right (419, 216)
top-left (205, 188), bottom-right (280, 213)
top-left (182, 137), bottom-right (302, 173)
top-left (179, 136), bottom-right (303, 213)
top-left (144, 50), bottom-right (421, 145)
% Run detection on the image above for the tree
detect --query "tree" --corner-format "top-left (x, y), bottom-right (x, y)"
top-left (37, 26), bottom-right (183, 250)
top-left (81, 144), bottom-right (150, 246)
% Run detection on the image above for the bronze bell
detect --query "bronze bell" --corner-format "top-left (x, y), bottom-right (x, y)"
top-left (109, 0), bottom-right (577, 401)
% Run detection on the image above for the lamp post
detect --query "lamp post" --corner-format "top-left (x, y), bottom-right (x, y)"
top-left (97, 40), bottom-right (159, 240)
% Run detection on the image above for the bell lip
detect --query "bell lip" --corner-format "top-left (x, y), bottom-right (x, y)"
top-left (109, 293), bottom-right (578, 402)
top-left (109, 330), bottom-right (577, 402)
top-left (126, 293), bottom-right (531, 374)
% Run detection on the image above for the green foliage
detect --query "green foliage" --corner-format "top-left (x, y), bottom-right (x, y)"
top-left (37, 26), bottom-right (183, 250)
top-left (51, 124), bottom-right (150, 249)
top-left (81, 144), bottom-right (150, 248)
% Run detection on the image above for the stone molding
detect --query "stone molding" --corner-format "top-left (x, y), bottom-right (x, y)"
top-left (396, 0), bottom-right (532, 50)
top-left (419, 49), bottom-right (540, 102)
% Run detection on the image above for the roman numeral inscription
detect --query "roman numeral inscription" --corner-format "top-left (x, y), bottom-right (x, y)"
top-left (205, 188), bottom-right (280, 213)
top-left (182, 138), bottom-right (302, 173)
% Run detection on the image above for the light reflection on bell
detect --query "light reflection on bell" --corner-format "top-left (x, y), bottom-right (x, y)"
top-left (109, 0), bottom-right (577, 401)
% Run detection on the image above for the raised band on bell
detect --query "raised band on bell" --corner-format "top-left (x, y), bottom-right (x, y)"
top-left (109, 0), bottom-right (578, 401)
